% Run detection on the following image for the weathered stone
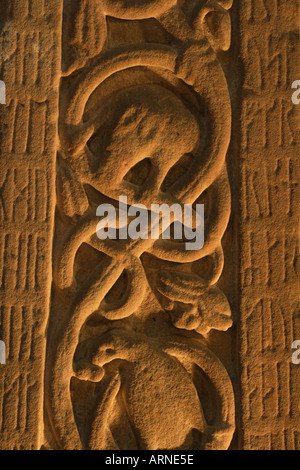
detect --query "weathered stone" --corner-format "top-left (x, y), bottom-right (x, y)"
top-left (0, 0), bottom-right (298, 450)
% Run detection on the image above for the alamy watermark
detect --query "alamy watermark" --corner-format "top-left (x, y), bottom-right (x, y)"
top-left (0, 341), bottom-right (6, 365)
top-left (96, 197), bottom-right (204, 251)
top-left (291, 80), bottom-right (300, 105)
top-left (0, 80), bottom-right (6, 105)
top-left (292, 341), bottom-right (300, 365)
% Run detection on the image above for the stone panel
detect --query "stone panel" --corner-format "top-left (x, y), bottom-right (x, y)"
top-left (0, 0), bottom-right (62, 450)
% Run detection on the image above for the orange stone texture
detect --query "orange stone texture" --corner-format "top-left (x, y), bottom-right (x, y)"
top-left (0, 0), bottom-right (299, 450)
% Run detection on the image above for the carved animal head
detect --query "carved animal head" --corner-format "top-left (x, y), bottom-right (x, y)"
top-left (88, 85), bottom-right (200, 205)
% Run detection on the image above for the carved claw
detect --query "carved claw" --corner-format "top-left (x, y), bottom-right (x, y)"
top-left (205, 422), bottom-right (235, 450)
top-left (73, 359), bottom-right (104, 382)
top-left (156, 269), bottom-right (233, 334)
top-left (169, 304), bottom-right (202, 332)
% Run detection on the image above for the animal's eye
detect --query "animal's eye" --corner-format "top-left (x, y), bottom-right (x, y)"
top-left (161, 154), bottom-right (195, 192)
top-left (123, 158), bottom-right (152, 186)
